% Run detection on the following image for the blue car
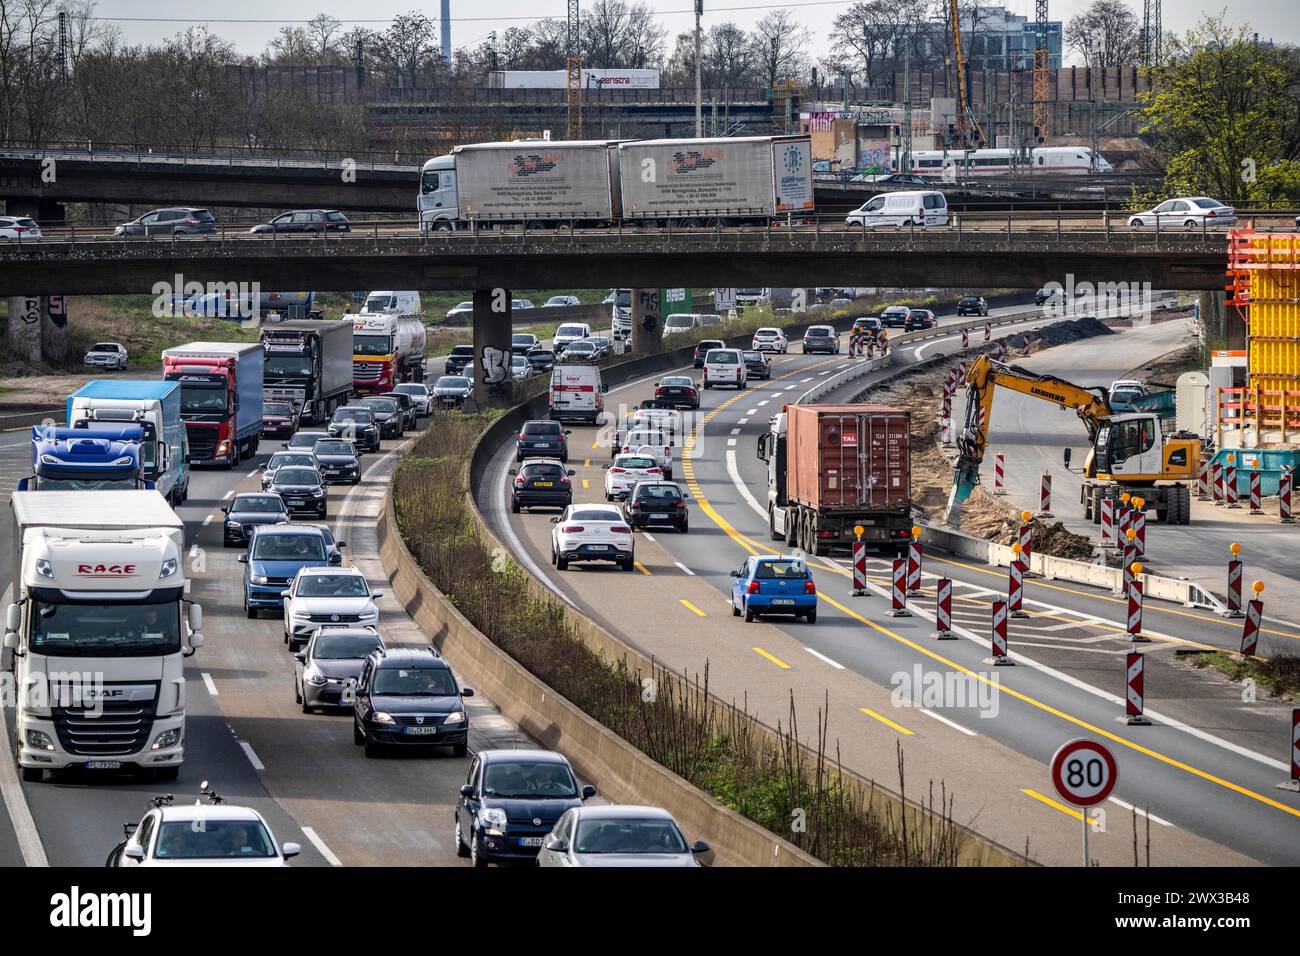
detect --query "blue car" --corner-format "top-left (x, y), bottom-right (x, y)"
top-left (240, 524), bottom-right (332, 619)
top-left (730, 555), bottom-right (818, 623)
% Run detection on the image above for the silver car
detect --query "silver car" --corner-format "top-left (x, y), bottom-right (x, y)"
top-left (294, 626), bottom-right (383, 712)
top-left (392, 382), bottom-right (432, 416)
top-left (1128, 196), bottom-right (1237, 230)
top-left (83, 341), bottom-right (128, 369)
top-left (536, 805), bottom-right (710, 867)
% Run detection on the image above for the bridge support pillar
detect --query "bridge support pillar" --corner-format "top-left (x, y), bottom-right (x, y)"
top-left (630, 288), bottom-right (663, 356)
top-left (4, 197), bottom-right (65, 223)
top-left (7, 296), bottom-right (42, 363)
top-left (472, 288), bottom-right (512, 408)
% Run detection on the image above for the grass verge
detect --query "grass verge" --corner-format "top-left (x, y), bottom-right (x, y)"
top-left (1183, 650), bottom-right (1300, 700)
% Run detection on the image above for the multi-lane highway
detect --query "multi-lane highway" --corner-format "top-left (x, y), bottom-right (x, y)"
top-left (475, 311), bottom-right (1300, 866)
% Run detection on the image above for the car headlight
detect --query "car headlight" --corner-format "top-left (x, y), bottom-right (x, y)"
top-left (25, 729), bottom-right (56, 751)
top-left (292, 610), bottom-right (312, 619)
top-left (478, 807), bottom-right (507, 829)
top-left (304, 669), bottom-right (327, 686)
top-left (372, 711), bottom-right (394, 724)
top-left (158, 558), bottom-right (178, 580)
top-left (35, 558), bottom-right (55, 580)
top-left (444, 710), bottom-right (465, 725)
top-left (311, 488), bottom-right (325, 497)
top-left (251, 575), bottom-right (269, 585)
top-left (151, 728), bottom-right (182, 750)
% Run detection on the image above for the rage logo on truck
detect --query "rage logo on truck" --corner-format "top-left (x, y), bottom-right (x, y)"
top-left (76, 564), bottom-right (137, 577)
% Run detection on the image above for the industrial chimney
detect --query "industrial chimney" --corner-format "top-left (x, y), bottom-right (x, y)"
top-left (440, 0), bottom-right (451, 62)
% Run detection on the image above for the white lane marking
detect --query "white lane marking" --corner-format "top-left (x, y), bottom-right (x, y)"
top-left (222, 490), bottom-right (233, 500)
top-left (800, 377), bottom-right (814, 383)
top-left (201, 672), bottom-right (219, 696)
top-left (301, 826), bottom-right (344, 866)
top-left (919, 708), bottom-right (978, 736)
top-left (726, 450), bottom-right (768, 519)
top-left (804, 646), bottom-right (845, 670)
top-left (239, 741), bottom-right (265, 771)
top-left (202, 515), bottom-right (213, 526)
top-left (746, 408), bottom-right (758, 415)
top-left (783, 385), bottom-right (797, 391)
top-left (674, 561), bottom-right (695, 576)
top-left (757, 400), bottom-right (769, 406)
top-left (818, 369), bottom-right (834, 376)
top-left (0, 584), bottom-right (49, 866)
top-left (643, 532), bottom-right (655, 542)
top-left (188, 544), bottom-right (199, 559)
top-left (730, 428), bottom-right (741, 435)
top-left (738, 418), bottom-right (749, 425)
top-left (1108, 796), bottom-right (1173, 827)
top-left (726, 439), bottom-right (736, 447)
top-left (246, 468), bottom-right (259, 478)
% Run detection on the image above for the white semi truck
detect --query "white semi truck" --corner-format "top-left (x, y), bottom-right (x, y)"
top-left (4, 491), bottom-right (204, 782)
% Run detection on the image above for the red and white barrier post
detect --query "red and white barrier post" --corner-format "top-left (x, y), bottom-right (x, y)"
top-left (1126, 562), bottom-right (1149, 643)
top-left (993, 453), bottom-right (1007, 495)
top-left (890, 557), bottom-right (910, 617)
top-left (1225, 543), bottom-right (1245, 618)
top-left (1039, 471), bottom-right (1054, 518)
top-left (1212, 459), bottom-right (1224, 506)
top-left (961, 328), bottom-right (969, 350)
top-left (1280, 709), bottom-right (1300, 792)
top-left (1249, 471), bottom-right (1263, 515)
top-left (851, 525), bottom-right (868, 597)
top-left (1281, 468), bottom-right (1295, 524)
top-left (1119, 530), bottom-right (1137, 595)
top-left (1118, 493), bottom-right (1133, 540)
top-left (934, 578), bottom-right (955, 640)
top-left (1009, 544), bottom-right (1029, 618)
top-left (1225, 456), bottom-right (1240, 508)
top-left (906, 528), bottom-right (923, 594)
top-left (1018, 511), bottom-right (1035, 576)
top-left (1126, 652), bottom-right (1151, 726)
top-left (1196, 458), bottom-right (1210, 500)
top-left (1239, 581), bottom-right (1264, 656)
top-left (991, 600), bottom-right (1012, 665)
top-left (1131, 504), bottom-right (1147, 557)
top-left (984, 319), bottom-right (991, 342)
top-left (1100, 497), bottom-right (1116, 548)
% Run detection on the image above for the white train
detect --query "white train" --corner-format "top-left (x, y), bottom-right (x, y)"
top-left (909, 147), bottom-right (1113, 177)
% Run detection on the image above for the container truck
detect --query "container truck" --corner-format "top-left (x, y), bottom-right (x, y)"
top-left (352, 313), bottom-right (428, 394)
top-left (162, 342), bottom-right (264, 467)
top-left (65, 381), bottom-right (190, 503)
top-left (4, 491), bottom-right (204, 782)
top-left (20, 425), bottom-right (147, 492)
top-left (616, 136), bottom-right (814, 226)
top-left (757, 404), bottom-right (913, 556)
top-left (261, 319), bottom-right (354, 424)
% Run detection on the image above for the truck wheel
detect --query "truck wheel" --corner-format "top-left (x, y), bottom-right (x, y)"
top-left (809, 527), bottom-right (823, 557)
top-left (784, 509), bottom-right (797, 547)
top-left (769, 506), bottom-right (783, 542)
top-left (1089, 487), bottom-right (1103, 524)
top-left (20, 765), bottom-right (41, 783)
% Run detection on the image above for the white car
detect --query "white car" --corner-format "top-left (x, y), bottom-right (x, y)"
top-left (553, 322), bottom-right (593, 354)
top-left (702, 348), bottom-right (747, 390)
top-left (550, 504), bottom-right (635, 571)
top-left (845, 190), bottom-right (949, 229)
top-left (83, 341), bottom-right (128, 369)
top-left (627, 405), bottom-right (682, 437)
top-left (446, 301), bottom-right (474, 320)
top-left (536, 805), bottom-right (709, 867)
top-left (543, 295), bottom-right (581, 307)
top-left (392, 382), bottom-right (432, 416)
top-left (1128, 196), bottom-right (1237, 230)
top-left (110, 790), bottom-right (300, 867)
top-left (603, 452), bottom-right (664, 500)
top-left (616, 429), bottom-right (674, 478)
top-left (282, 566), bottom-right (381, 651)
top-left (751, 327), bottom-right (787, 353)
top-left (0, 215), bottom-right (41, 240)
top-left (510, 353), bottom-right (535, 381)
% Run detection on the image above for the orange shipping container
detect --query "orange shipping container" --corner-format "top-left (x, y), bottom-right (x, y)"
top-left (786, 404), bottom-right (911, 511)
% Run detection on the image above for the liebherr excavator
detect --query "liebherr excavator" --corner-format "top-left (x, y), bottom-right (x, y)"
top-left (946, 354), bottom-right (1201, 526)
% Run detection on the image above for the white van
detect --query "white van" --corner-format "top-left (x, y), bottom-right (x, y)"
top-left (550, 363), bottom-right (606, 425)
top-left (361, 290), bottom-right (422, 314)
top-left (553, 322), bottom-right (593, 354)
top-left (702, 348), bottom-right (747, 390)
top-left (845, 191), bottom-right (949, 229)
top-left (662, 313), bottom-right (699, 338)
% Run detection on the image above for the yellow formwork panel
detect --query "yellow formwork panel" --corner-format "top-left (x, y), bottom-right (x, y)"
top-left (1235, 232), bottom-right (1300, 396)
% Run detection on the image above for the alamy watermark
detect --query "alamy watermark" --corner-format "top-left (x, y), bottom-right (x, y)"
top-left (1038, 273), bottom-right (1157, 325)
top-left (889, 663), bottom-right (1001, 719)
top-left (151, 274), bottom-right (263, 328)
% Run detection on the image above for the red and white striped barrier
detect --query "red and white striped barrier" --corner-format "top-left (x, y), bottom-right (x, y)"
top-left (1120, 544), bottom-right (1137, 595)
top-left (1018, 523), bottom-right (1034, 563)
top-left (1100, 497), bottom-right (1115, 548)
top-left (1212, 460), bottom-right (1224, 506)
top-left (984, 320), bottom-right (991, 342)
top-left (1225, 461), bottom-right (1240, 508)
top-left (1226, 558), bottom-right (1244, 618)
top-left (1127, 576), bottom-right (1148, 643)
top-left (1282, 469), bottom-right (1295, 524)
top-left (851, 540), bottom-right (867, 596)
top-left (1249, 471), bottom-right (1263, 514)
top-left (890, 558), bottom-right (910, 617)
top-left (961, 328), bottom-right (969, 350)
top-left (906, 540), bottom-right (923, 594)
top-left (1240, 598), bottom-right (1262, 656)
top-left (1038, 471), bottom-right (1053, 517)
top-left (1118, 502), bottom-right (1132, 541)
top-left (991, 600), bottom-right (1012, 665)
top-left (1285, 709), bottom-right (1300, 791)
top-left (1132, 511), bottom-right (1147, 557)
top-left (1126, 652), bottom-right (1151, 725)
top-left (1196, 458), bottom-right (1210, 500)
top-left (934, 578), bottom-right (954, 640)
top-left (993, 453), bottom-right (1007, 495)
top-left (1008, 558), bottom-right (1029, 619)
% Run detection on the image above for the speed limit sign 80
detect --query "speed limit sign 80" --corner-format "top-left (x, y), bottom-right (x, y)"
top-left (1050, 739), bottom-right (1118, 807)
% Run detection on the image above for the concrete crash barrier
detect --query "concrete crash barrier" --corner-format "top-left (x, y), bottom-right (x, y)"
top-left (0, 408), bottom-right (63, 431)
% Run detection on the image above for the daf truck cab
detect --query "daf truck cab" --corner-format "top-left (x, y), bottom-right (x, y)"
top-left (66, 381), bottom-right (190, 504)
top-left (5, 491), bottom-right (204, 782)
top-left (21, 425), bottom-right (150, 492)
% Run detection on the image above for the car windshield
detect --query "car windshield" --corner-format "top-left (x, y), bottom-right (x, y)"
top-left (333, 409), bottom-right (372, 422)
top-left (613, 458), bottom-right (655, 470)
top-left (754, 560), bottom-right (808, 579)
top-left (394, 384), bottom-right (427, 395)
top-left (252, 534), bottom-right (325, 561)
top-left (313, 441), bottom-right (353, 456)
top-left (372, 666), bottom-right (458, 696)
top-left (233, 496), bottom-right (284, 514)
top-left (567, 342), bottom-right (594, 352)
top-left (522, 464), bottom-right (563, 478)
top-left (806, 329), bottom-right (831, 337)
top-left (556, 325), bottom-right (587, 337)
top-left (483, 760), bottom-right (578, 799)
top-left (263, 402), bottom-right (293, 416)
top-left (708, 351), bottom-right (739, 363)
top-left (270, 453), bottom-right (314, 469)
top-left (297, 574), bottom-right (368, 597)
top-left (264, 354), bottom-right (313, 378)
top-left (154, 820), bottom-right (277, 860)
top-left (362, 399), bottom-right (396, 414)
top-left (574, 817), bottom-right (688, 855)
top-left (744, 352), bottom-right (763, 362)
top-left (635, 485), bottom-right (682, 501)
top-left (523, 422), bottom-right (561, 435)
top-left (909, 310), bottom-right (928, 317)
top-left (627, 431), bottom-right (666, 445)
top-left (528, 351), bottom-right (555, 361)
top-left (512, 335), bottom-right (535, 345)
top-left (697, 341), bottom-right (724, 351)
top-left (313, 631), bottom-right (381, 659)
top-left (571, 509), bottom-right (623, 521)
top-left (31, 600), bottom-right (181, 657)
top-left (91, 343), bottom-right (118, 352)
top-left (661, 377), bottom-right (693, 387)
top-left (435, 377), bottom-right (470, 389)
top-left (275, 468), bottom-right (319, 486)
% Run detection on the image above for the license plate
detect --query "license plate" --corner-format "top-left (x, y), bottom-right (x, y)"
top-left (537, 443), bottom-right (552, 447)
top-left (519, 836), bottom-right (545, 847)
top-left (588, 544), bottom-right (608, 550)
top-left (650, 513), bottom-right (669, 520)
top-left (534, 481), bottom-right (553, 487)
top-left (404, 726), bottom-right (439, 735)
top-left (772, 598), bottom-right (795, 605)
top-left (86, 760), bottom-right (122, 769)
top-left (288, 499), bottom-right (304, 506)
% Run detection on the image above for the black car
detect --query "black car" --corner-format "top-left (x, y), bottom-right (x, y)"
top-left (432, 375), bottom-right (473, 408)
top-left (261, 401), bottom-right (299, 438)
top-left (905, 309), bottom-right (936, 331)
top-left (455, 750), bottom-right (597, 867)
top-left (802, 325), bottom-right (840, 354)
top-left (957, 295), bottom-right (989, 316)
top-left (624, 481), bottom-right (689, 532)
top-left (653, 375), bottom-right (700, 409)
top-left (445, 345), bottom-right (474, 375)
top-left (328, 408), bottom-right (380, 452)
top-left (249, 209), bottom-right (350, 234)
top-left (516, 420), bottom-right (570, 463)
top-left (1035, 287), bottom-right (1061, 306)
top-left (693, 339), bottom-right (726, 369)
top-left (509, 459), bottom-right (575, 512)
top-left (526, 349), bottom-right (557, 373)
top-left (301, 523), bottom-right (347, 566)
top-left (359, 397), bottom-right (404, 439)
top-left (511, 333), bottom-right (540, 355)
top-left (311, 438), bottom-right (362, 485)
top-left (221, 493), bottom-right (290, 546)
top-left (353, 646), bottom-right (473, 758)
top-left (378, 391), bottom-right (418, 431)
top-left (743, 350), bottom-right (771, 380)
top-left (879, 306), bottom-right (910, 328)
top-left (266, 465), bottom-right (328, 517)
top-left (114, 206), bottom-right (216, 238)
top-left (262, 451), bottom-right (319, 490)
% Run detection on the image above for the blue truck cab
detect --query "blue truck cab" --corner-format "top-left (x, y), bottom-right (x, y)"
top-left (20, 425), bottom-right (151, 491)
top-left (66, 380), bottom-right (190, 504)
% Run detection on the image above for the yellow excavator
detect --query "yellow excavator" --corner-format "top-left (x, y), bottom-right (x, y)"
top-left (947, 354), bottom-right (1201, 525)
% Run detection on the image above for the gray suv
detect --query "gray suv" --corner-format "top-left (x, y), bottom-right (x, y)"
top-left (115, 207), bottom-right (217, 237)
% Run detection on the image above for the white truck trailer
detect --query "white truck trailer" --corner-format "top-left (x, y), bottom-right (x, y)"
top-left (4, 491), bottom-right (204, 782)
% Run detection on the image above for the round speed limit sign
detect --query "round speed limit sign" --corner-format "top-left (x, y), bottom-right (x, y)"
top-left (1050, 739), bottom-right (1118, 807)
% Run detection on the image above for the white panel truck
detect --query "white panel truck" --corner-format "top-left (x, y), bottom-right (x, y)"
top-left (5, 491), bottom-right (204, 782)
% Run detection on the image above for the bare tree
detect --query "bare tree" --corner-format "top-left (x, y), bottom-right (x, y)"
top-left (1065, 0), bottom-right (1142, 69)
top-left (581, 0), bottom-right (666, 70)
top-left (704, 22), bottom-right (758, 90)
top-left (305, 13), bottom-right (343, 61)
top-left (750, 9), bottom-right (812, 87)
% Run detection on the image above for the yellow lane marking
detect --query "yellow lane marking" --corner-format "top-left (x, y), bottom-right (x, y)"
top-left (583, 458), bottom-right (590, 467)
top-left (635, 562), bottom-right (653, 576)
top-left (582, 479), bottom-right (589, 489)
top-left (860, 707), bottom-right (914, 736)
top-left (590, 439), bottom-right (600, 450)
top-left (679, 598), bottom-right (705, 615)
top-left (1022, 788), bottom-right (1103, 827)
top-left (752, 646), bottom-right (791, 669)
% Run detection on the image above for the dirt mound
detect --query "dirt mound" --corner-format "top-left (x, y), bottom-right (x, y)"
top-left (992, 516), bottom-right (1096, 561)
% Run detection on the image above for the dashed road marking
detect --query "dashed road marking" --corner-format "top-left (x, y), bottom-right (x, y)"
top-left (239, 741), bottom-right (265, 771)
top-left (201, 672), bottom-right (219, 696)
top-left (804, 646), bottom-right (844, 669)
top-left (751, 646), bottom-right (790, 669)
top-left (860, 707), bottom-right (913, 735)
top-left (301, 826), bottom-right (343, 866)
top-left (673, 561), bottom-right (695, 576)
top-left (679, 599), bottom-right (705, 616)
top-left (919, 708), bottom-right (977, 736)
top-left (1023, 788), bottom-right (1102, 827)
top-left (634, 562), bottom-right (652, 575)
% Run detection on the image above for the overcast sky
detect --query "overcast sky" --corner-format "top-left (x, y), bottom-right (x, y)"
top-left (90, 1), bottom-right (1298, 64)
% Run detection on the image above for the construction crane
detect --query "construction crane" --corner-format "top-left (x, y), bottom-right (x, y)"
top-left (947, 0), bottom-right (985, 148)
top-left (946, 354), bottom-right (1200, 527)
top-left (1032, 0), bottom-right (1050, 143)
top-left (566, 0), bottom-right (582, 140)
